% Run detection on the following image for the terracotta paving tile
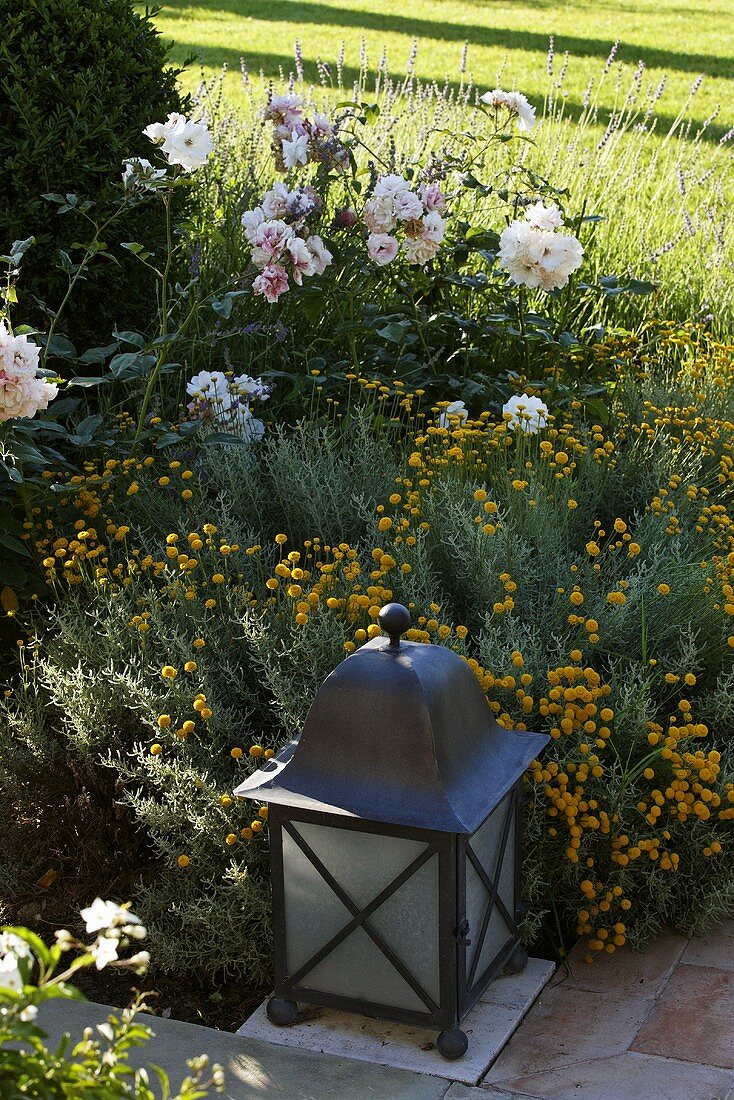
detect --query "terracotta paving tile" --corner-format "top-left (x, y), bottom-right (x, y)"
top-left (682, 932), bottom-right (734, 971)
top-left (484, 986), bottom-right (652, 1084)
top-left (632, 963), bottom-right (734, 1069)
top-left (550, 931), bottom-right (686, 998)
top-left (486, 1051), bottom-right (734, 1100)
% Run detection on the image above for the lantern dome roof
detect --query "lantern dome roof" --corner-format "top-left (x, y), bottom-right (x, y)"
top-left (235, 605), bottom-right (549, 833)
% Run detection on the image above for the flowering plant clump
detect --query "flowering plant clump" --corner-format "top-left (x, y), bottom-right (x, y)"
top-left (242, 184), bottom-right (333, 303)
top-left (499, 202), bottom-right (584, 291)
top-left (185, 369), bottom-right (270, 442)
top-left (0, 904), bottom-right (224, 1096)
top-left (364, 174), bottom-right (448, 268)
top-left (0, 322), bottom-right (57, 422)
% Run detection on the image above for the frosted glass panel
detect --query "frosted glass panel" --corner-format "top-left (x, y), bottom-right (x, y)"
top-left (464, 795), bottom-right (515, 980)
top-left (301, 926), bottom-right (428, 1012)
top-left (369, 854), bottom-right (440, 1004)
top-left (294, 821), bottom-right (428, 909)
top-left (282, 829), bottom-right (353, 975)
top-left (281, 821), bottom-right (439, 1012)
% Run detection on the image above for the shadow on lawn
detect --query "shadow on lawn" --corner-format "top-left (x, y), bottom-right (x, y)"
top-left (179, 44), bottom-right (734, 145)
top-left (160, 0), bottom-right (734, 81)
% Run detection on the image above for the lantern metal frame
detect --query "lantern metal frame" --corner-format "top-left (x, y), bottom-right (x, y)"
top-left (266, 782), bottom-right (526, 1041)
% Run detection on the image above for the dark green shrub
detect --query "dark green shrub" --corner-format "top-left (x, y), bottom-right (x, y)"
top-left (0, 0), bottom-right (188, 348)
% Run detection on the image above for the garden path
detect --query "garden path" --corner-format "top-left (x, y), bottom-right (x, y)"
top-left (39, 923), bottom-right (734, 1099)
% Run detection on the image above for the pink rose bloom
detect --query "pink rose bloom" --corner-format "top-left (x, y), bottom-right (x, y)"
top-left (367, 233), bottom-right (399, 266)
top-left (306, 235), bottom-right (333, 275)
top-left (251, 220), bottom-right (294, 268)
top-left (421, 182), bottom-right (447, 213)
top-left (263, 93), bottom-right (305, 130)
top-left (286, 237), bottom-right (317, 285)
top-left (252, 264), bottom-right (289, 303)
top-left (393, 189), bottom-right (423, 222)
top-left (422, 210), bottom-right (447, 243)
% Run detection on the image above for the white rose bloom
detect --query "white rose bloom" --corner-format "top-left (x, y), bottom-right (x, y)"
top-left (502, 393), bottom-right (548, 433)
top-left (261, 182), bottom-right (291, 219)
top-left (232, 408), bottom-right (266, 443)
top-left (241, 206), bottom-right (265, 243)
top-left (0, 953), bottom-right (23, 992)
top-left (186, 371), bottom-right (232, 411)
top-left (499, 220), bottom-right (582, 291)
top-left (373, 174), bottom-right (411, 199)
top-left (538, 232), bottom-right (584, 290)
top-left (281, 130), bottom-right (310, 169)
top-left (421, 210), bottom-right (447, 243)
top-left (480, 88), bottom-right (536, 132)
top-left (0, 321), bottom-right (40, 377)
top-left (161, 115), bottom-right (214, 171)
top-left (364, 195), bottom-right (396, 234)
top-left (403, 235), bottom-right (440, 266)
top-left (310, 112), bottom-right (334, 140)
top-left (438, 400), bottom-right (469, 429)
top-left (142, 119), bottom-right (172, 144)
top-left (305, 235), bottom-right (333, 275)
top-left (392, 189), bottom-right (424, 222)
top-left (524, 201), bottom-right (564, 231)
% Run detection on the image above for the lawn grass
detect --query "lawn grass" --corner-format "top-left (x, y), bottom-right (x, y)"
top-left (155, 0), bottom-right (734, 136)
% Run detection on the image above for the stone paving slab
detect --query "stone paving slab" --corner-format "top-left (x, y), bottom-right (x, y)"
top-left (482, 1051), bottom-right (734, 1100)
top-left (549, 930), bottom-right (686, 998)
top-left (631, 962), bottom-right (734, 1069)
top-left (38, 999), bottom-right (452, 1100)
top-left (484, 985), bottom-right (653, 1084)
top-left (238, 958), bottom-right (554, 1087)
top-left (681, 926), bottom-right (734, 970)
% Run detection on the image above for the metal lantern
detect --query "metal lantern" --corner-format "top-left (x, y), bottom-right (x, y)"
top-left (235, 604), bottom-right (549, 1059)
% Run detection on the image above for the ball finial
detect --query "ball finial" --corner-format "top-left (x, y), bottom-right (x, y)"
top-left (378, 603), bottom-right (412, 647)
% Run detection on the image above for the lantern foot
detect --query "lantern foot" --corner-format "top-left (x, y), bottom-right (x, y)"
top-left (436, 1027), bottom-right (468, 1060)
top-left (266, 996), bottom-right (298, 1026)
top-left (504, 943), bottom-right (528, 974)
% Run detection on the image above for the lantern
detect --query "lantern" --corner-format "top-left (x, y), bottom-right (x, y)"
top-left (235, 604), bottom-right (548, 1059)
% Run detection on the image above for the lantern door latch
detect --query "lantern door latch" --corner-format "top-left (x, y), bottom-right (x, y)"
top-left (454, 918), bottom-right (471, 947)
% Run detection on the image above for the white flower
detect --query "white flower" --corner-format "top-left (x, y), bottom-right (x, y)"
top-left (373, 174), bottom-right (411, 199)
top-left (393, 189), bottom-right (424, 222)
top-left (251, 220), bottom-right (294, 268)
top-left (524, 201), bottom-right (563, 230)
top-left (0, 321), bottom-right (40, 377)
top-left (438, 400), bottom-right (468, 429)
top-left (231, 408), bottom-right (266, 443)
top-left (261, 182), bottom-right (291, 219)
top-left (366, 233), bottom-right (399, 266)
top-left (0, 954), bottom-right (23, 992)
top-left (281, 130), bottom-right (309, 170)
top-left (80, 899), bottom-right (143, 935)
top-left (481, 88), bottom-right (536, 132)
top-left (305, 235), bottom-right (333, 276)
top-left (232, 374), bottom-right (270, 401)
top-left (144, 113), bottom-right (213, 171)
top-left (286, 236), bottom-right (317, 285)
top-left (421, 210), bottom-right (447, 243)
top-left (364, 195), bottom-right (396, 234)
top-left (502, 393), bottom-right (548, 433)
top-left (0, 325), bottom-right (58, 422)
top-left (241, 206), bottom-right (265, 243)
top-left (403, 235), bottom-right (440, 266)
top-left (121, 158), bottom-right (167, 191)
top-left (186, 371), bottom-right (232, 410)
top-left (19, 1005), bottom-right (38, 1022)
top-left (421, 182), bottom-right (447, 213)
top-left (537, 232), bottom-right (584, 290)
top-left (90, 935), bottom-right (119, 971)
